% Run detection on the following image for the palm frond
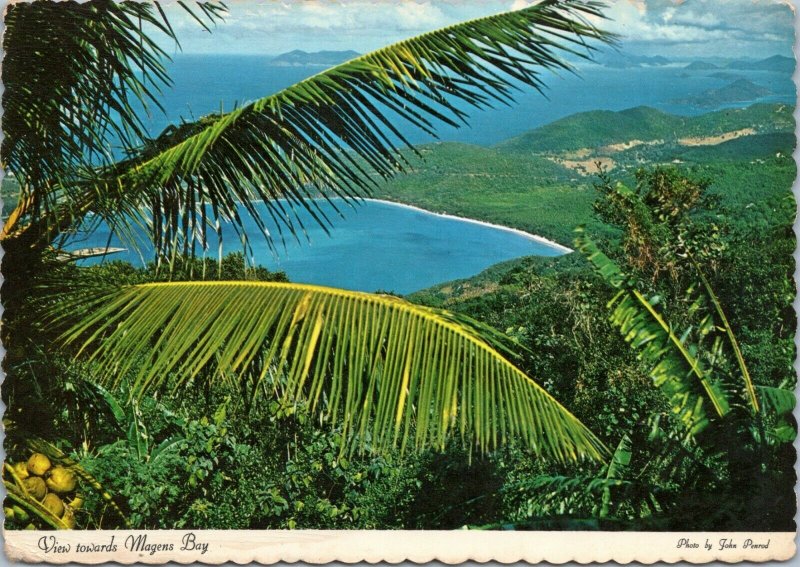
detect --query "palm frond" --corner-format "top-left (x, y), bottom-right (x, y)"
top-left (23, 0), bottom-right (615, 255)
top-left (575, 228), bottom-right (730, 437)
top-left (51, 281), bottom-right (608, 461)
top-left (1, 0), bottom-right (225, 237)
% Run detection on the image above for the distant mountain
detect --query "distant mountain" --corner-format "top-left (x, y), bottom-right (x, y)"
top-left (685, 61), bottom-right (719, 71)
top-left (673, 79), bottom-right (773, 108)
top-left (270, 49), bottom-right (360, 67)
top-left (727, 55), bottom-right (794, 73)
top-left (496, 106), bottom-right (681, 152)
top-left (495, 103), bottom-right (792, 153)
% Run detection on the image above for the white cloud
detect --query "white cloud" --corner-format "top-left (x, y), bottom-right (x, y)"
top-left (166, 0), bottom-right (456, 51)
top-left (597, 0), bottom-right (792, 50)
top-left (158, 0), bottom-right (795, 57)
top-left (510, 0), bottom-right (534, 10)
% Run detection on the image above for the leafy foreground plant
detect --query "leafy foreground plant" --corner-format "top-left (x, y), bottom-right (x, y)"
top-left (570, 233), bottom-right (794, 529)
top-left (464, 169), bottom-right (795, 531)
top-left (576, 174), bottom-right (792, 439)
top-left (3, 0), bottom-right (617, 528)
top-left (567, 174), bottom-right (795, 530)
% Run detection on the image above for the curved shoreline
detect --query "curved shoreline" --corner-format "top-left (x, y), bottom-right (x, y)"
top-left (363, 198), bottom-right (573, 254)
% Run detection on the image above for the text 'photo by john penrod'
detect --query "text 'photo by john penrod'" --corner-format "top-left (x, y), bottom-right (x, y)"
top-left (1, 0), bottom-right (797, 563)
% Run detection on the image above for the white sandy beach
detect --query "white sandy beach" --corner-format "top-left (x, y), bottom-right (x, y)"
top-left (245, 196), bottom-right (573, 254)
top-left (363, 198), bottom-right (573, 254)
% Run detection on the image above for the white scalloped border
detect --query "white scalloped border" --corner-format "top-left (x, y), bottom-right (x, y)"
top-left (2, 530), bottom-right (796, 564)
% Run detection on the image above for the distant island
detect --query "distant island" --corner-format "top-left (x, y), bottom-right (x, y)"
top-left (684, 61), bottom-right (718, 71)
top-left (727, 54), bottom-right (794, 72)
top-left (680, 55), bottom-right (792, 73)
top-left (709, 71), bottom-right (746, 82)
top-left (672, 79), bottom-right (772, 108)
top-left (269, 49), bottom-right (360, 67)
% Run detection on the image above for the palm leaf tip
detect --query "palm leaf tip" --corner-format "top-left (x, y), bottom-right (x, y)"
top-left (53, 280), bottom-right (608, 463)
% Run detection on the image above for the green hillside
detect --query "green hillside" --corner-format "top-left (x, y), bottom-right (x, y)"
top-left (674, 131), bottom-right (795, 162)
top-left (370, 142), bottom-right (601, 245)
top-left (373, 103), bottom-right (796, 247)
top-left (496, 103), bottom-right (793, 153)
top-left (496, 106), bottom-right (679, 153)
top-left (689, 103), bottom-right (794, 133)
top-left (674, 79), bottom-right (772, 108)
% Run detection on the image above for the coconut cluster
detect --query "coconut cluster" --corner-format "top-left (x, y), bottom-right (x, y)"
top-left (5, 452), bottom-right (82, 529)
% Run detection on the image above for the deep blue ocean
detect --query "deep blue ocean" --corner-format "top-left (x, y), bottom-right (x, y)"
top-left (77, 55), bottom-right (795, 293)
top-left (142, 55), bottom-right (795, 146)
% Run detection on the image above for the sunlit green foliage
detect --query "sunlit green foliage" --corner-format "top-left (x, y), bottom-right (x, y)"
top-left (3, 0), bottom-right (620, 531)
top-left (2, 0), bottom-right (793, 533)
top-left (409, 164), bottom-right (795, 530)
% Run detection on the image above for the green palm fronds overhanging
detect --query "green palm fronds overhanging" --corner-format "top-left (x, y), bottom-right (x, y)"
top-left (12, 0), bottom-right (615, 255)
top-left (53, 280), bottom-right (609, 462)
top-left (1, 0), bottom-right (225, 222)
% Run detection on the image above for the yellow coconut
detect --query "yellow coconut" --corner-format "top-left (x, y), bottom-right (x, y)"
top-left (42, 493), bottom-right (65, 518)
top-left (27, 453), bottom-right (51, 477)
top-left (4, 506), bottom-right (15, 520)
top-left (23, 476), bottom-right (47, 500)
top-left (12, 462), bottom-right (30, 480)
top-left (45, 466), bottom-right (77, 494)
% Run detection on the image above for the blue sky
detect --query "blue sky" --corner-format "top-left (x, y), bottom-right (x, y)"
top-left (157, 0), bottom-right (796, 60)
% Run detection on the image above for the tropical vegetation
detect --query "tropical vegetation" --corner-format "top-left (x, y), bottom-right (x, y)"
top-left (2, 0), bottom-right (795, 532)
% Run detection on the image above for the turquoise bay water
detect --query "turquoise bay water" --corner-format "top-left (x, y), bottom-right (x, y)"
top-left (92, 55), bottom-right (792, 293)
top-left (74, 200), bottom-right (565, 294)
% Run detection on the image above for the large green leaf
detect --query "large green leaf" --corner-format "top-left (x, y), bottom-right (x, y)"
top-left (757, 385), bottom-right (795, 416)
top-left (18, 0), bottom-right (614, 255)
top-left (601, 434), bottom-right (633, 518)
top-left (53, 281), bottom-right (608, 462)
top-left (575, 228), bottom-right (730, 437)
top-left (605, 434), bottom-right (632, 480)
top-left (756, 385), bottom-right (796, 444)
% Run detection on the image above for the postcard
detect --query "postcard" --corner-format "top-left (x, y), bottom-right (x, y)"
top-left (1, 0), bottom-right (797, 563)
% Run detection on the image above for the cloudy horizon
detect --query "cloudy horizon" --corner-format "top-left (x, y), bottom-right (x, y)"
top-left (154, 0), bottom-right (795, 61)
